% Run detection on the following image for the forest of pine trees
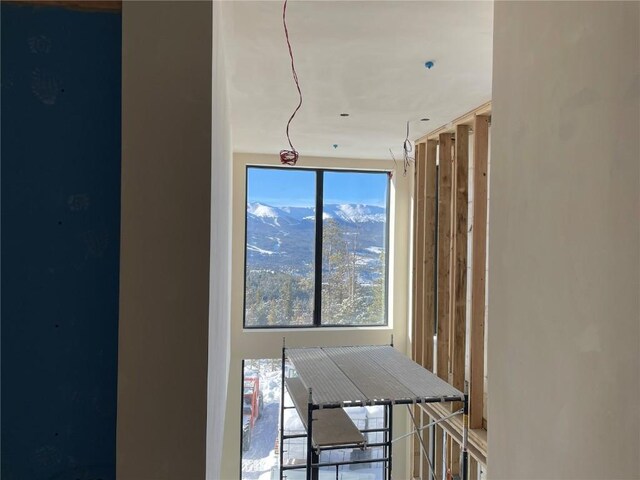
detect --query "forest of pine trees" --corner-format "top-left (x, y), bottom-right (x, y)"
top-left (245, 218), bottom-right (386, 327)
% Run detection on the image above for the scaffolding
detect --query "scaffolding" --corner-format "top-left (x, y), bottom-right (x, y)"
top-left (279, 339), bottom-right (469, 480)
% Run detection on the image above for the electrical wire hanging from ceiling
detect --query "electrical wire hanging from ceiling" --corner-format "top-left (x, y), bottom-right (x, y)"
top-left (390, 121), bottom-right (415, 177)
top-left (279, 0), bottom-right (303, 166)
top-left (402, 120), bottom-right (414, 172)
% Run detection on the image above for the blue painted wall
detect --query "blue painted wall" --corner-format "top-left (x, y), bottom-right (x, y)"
top-left (1, 4), bottom-right (121, 479)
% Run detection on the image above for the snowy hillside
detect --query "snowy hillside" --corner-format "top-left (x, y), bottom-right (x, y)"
top-left (245, 202), bottom-right (387, 278)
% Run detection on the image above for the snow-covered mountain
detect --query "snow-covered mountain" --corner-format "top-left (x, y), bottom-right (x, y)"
top-left (246, 202), bottom-right (387, 276)
top-left (247, 203), bottom-right (280, 219)
top-left (247, 203), bottom-right (299, 227)
top-left (328, 204), bottom-right (386, 223)
top-left (247, 202), bottom-right (385, 225)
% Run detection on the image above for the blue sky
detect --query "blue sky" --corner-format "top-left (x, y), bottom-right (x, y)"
top-left (247, 168), bottom-right (388, 207)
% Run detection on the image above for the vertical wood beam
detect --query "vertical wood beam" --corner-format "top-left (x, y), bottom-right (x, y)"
top-left (449, 439), bottom-right (460, 477)
top-left (436, 134), bottom-right (454, 382)
top-left (435, 425), bottom-right (443, 480)
top-left (423, 140), bottom-right (438, 372)
top-left (412, 145), bottom-right (419, 361)
top-left (447, 135), bottom-right (456, 387)
top-left (412, 140), bottom-right (437, 479)
top-left (411, 143), bottom-right (424, 479)
top-left (443, 431), bottom-right (450, 480)
top-left (414, 143), bottom-right (426, 367)
top-left (470, 115), bottom-right (489, 429)
top-left (412, 411), bottom-right (421, 479)
top-left (420, 410), bottom-right (429, 479)
top-left (470, 456), bottom-right (479, 480)
top-left (451, 125), bottom-right (469, 405)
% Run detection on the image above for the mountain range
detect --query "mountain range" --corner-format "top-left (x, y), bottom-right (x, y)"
top-left (247, 202), bottom-right (386, 226)
top-left (246, 202), bottom-right (387, 277)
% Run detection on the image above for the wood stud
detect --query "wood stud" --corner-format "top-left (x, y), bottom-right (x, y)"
top-left (420, 410), bottom-right (430, 480)
top-left (435, 425), bottom-right (443, 480)
top-left (451, 125), bottom-right (469, 411)
top-left (423, 140), bottom-right (438, 372)
top-left (411, 143), bottom-right (424, 480)
top-left (470, 115), bottom-right (490, 430)
top-left (470, 457), bottom-right (479, 480)
top-left (412, 141), bottom-right (438, 479)
top-left (414, 142), bottom-right (426, 368)
top-left (436, 133), bottom-right (454, 382)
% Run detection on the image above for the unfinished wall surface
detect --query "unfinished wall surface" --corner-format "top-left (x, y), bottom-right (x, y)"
top-left (489, 2), bottom-right (640, 479)
top-left (117, 2), bottom-right (212, 479)
top-left (1, 4), bottom-right (121, 479)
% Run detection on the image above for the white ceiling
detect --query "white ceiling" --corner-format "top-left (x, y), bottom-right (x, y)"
top-left (223, 1), bottom-right (493, 160)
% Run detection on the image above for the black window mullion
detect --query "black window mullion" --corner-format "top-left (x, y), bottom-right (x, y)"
top-left (313, 171), bottom-right (324, 326)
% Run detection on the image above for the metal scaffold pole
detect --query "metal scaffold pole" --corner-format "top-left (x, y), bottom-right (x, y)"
top-left (279, 337), bottom-right (286, 480)
top-left (460, 383), bottom-right (469, 480)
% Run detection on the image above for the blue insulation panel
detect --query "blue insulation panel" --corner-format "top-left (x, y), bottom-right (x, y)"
top-left (1, 4), bottom-right (121, 479)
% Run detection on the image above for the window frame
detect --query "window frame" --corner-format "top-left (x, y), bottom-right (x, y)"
top-left (242, 165), bottom-right (391, 329)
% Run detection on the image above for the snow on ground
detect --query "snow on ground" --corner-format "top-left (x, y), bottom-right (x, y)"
top-left (247, 244), bottom-right (277, 255)
top-left (242, 402), bottom-right (279, 479)
top-left (242, 366), bottom-right (281, 480)
top-left (242, 362), bottom-right (386, 480)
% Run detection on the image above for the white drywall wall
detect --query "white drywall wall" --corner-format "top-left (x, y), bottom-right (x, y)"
top-left (489, 2), bottom-right (639, 478)
top-left (118, 2), bottom-right (213, 478)
top-left (207, 1), bottom-right (233, 478)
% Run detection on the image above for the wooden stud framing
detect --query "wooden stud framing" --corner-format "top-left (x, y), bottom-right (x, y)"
top-left (414, 143), bottom-right (426, 367)
top-left (451, 125), bottom-right (469, 408)
top-left (436, 133), bottom-right (454, 382)
top-left (447, 135), bottom-right (456, 387)
top-left (470, 457), bottom-right (479, 480)
top-left (412, 147), bottom-right (418, 480)
top-left (435, 425), bottom-right (443, 480)
top-left (413, 141), bottom-right (438, 479)
top-left (470, 115), bottom-right (490, 429)
top-left (411, 144), bottom-right (422, 479)
top-left (449, 438), bottom-right (460, 477)
top-left (423, 139), bottom-right (438, 372)
top-left (416, 100), bottom-right (492, 143)
top-left (421, 402), bottom-right (487, 465)
top-left (412, 412), bottom-right (420, 479)
top-left (411, 102), bottom-right (491, 476)
top-left (412, 411), bottom-right (421, 480)
top-left (442, 431), bottom-right (449, 480)
top-left (420, 410), bottom-right (429, 480)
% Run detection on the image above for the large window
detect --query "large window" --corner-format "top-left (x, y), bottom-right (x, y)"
top-left (244, 166), bottom-right (389, 328)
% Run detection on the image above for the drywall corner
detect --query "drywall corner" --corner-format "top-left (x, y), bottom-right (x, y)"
top-left (206, 1), bottom-right (233, 479)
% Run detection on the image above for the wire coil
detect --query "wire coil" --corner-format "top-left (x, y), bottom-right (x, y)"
top-left (279, 0), bottom-right (303, 165)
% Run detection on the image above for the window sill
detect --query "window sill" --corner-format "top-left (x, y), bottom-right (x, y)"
top-left (241, 324), bottom-right (393, 334)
